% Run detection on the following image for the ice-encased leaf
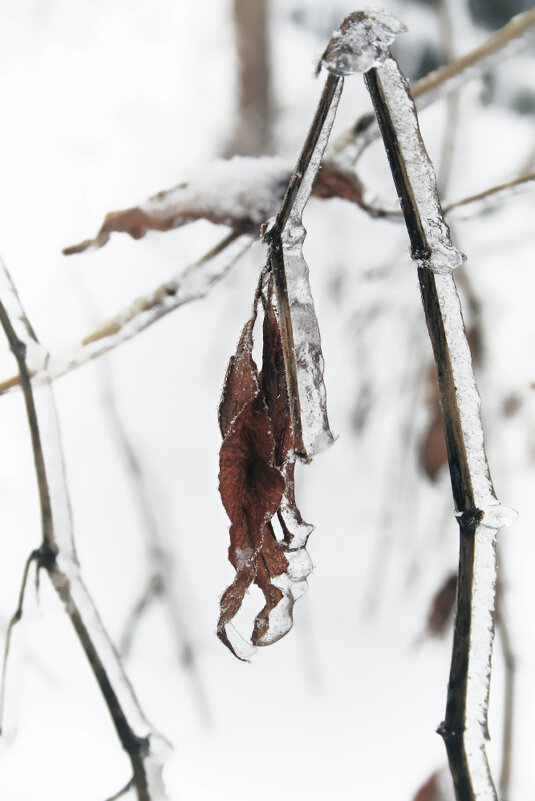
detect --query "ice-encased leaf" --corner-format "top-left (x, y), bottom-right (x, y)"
top-left (217, 304), bottom-right (314, 658)
top-left (320, 8), bottom-right (407, 76)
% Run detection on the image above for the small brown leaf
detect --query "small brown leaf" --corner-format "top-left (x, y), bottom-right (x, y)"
top-left (426, 573), bottom-right (457, 636)
top-left (412, 769), bottom-right (454, 801)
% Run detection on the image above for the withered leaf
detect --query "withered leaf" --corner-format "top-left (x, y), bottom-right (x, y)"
top-left (217, 296), bottom-right (313, 659)
top-left (426, 573), bottom-right (457, 637)
top-left (412, 770), bottom-right (453, 801)
top-left (63, 158), bottom-right (365, 256)
top-left (413, 773), bottom-right (441, 801)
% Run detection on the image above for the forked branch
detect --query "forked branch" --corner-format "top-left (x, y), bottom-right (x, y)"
top-left (0, 258), bottom-right (169, 801)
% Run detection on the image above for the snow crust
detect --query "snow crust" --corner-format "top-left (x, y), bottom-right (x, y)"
top-left (142, 156), bottom-right (291, 227)
top-left (321, 9), bottom-right (407, 76)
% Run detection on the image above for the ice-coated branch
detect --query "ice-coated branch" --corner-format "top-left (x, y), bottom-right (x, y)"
top-left (0, 258), bottom-right (169, 801)
top-left (330, 6), bottom-right (535, 166)
top-left (0, 231), bottom-right (251, 398)
top-left (263, 72), bottom-right (342, 458)
top-left (351, 14), bottom-right (516, 799)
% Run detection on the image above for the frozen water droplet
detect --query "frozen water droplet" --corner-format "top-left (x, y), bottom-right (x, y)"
top-left (321, 9), bottom-right (407, 76)
top-left (481, 502), bottom-right (518, 530)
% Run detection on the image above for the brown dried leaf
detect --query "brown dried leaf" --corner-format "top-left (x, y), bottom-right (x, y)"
top-left (426, 573), bottom-right (457, 636)
top-left (63, 159), bottom-right (292, 255)
top-left (413, 772), bottom-right (441, 801)
top-left (412, 770), bottom-right (454, 801)
top-left (314, 161), bottom-right (364, 205)
top-left (63, 158), bottom-right (366, 256)
top-left (261, 300), bottom-right (293, 468)
top-left (217, 313), bottom-right (289, 658)
top-left (217, 299), bottom-right (313, 658)
top-left (218, 315), bottom-right (258, 438)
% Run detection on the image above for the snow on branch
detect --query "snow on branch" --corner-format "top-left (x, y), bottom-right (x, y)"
top-left (63, 157), bottom-right (365, 255)
top-left (0, 257), bottom-right (169, 801)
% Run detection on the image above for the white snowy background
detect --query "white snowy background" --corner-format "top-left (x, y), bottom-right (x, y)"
top-left (0, 1), bottom-right (534, 799)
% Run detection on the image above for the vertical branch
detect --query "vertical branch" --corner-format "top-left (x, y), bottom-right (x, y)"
top-left (0, 259), bottom-right (169, 801)
top-left (321, 10), bottom-right (516, 800)
top-left (225, 0), bottom-right (273, 156)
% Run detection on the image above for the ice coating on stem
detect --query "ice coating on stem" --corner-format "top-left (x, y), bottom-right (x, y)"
top-left (320, 9), bottom-right (407, 76)
top-left (377, 57), bottom-right (464, 274)
top-left (433, 273), bottom-right (492, 506)
top-left (268, 78), bottom-right (343, 457)
top-left (0, 258), bottom-right (170, 797)
top-left (434, 273), bottom-right (518, 528)
top-left (330, 8), bottom-right (535, 166)
top-left (282, 228), bottom-right (335, 456)
top-left (464, 525), bottom-right (496, 745)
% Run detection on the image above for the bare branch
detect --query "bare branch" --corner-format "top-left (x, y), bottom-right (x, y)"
top-left (355, 14), bottom-right (516, 799)
top-left (0, 549), bottom-right (40, 734)
top-left (0, 258), bottom-right (169, 801)
top-left (0, 231), bottom-right (251, 398)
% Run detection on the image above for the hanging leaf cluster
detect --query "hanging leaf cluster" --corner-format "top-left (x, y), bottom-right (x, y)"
top-left (217, 284), bottom-right (313, 660)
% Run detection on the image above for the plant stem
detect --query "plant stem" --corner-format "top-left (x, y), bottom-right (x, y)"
top-left (364, 48), bottom-right (513, 801)
top-left (0, 258), bottom-right (168, 801)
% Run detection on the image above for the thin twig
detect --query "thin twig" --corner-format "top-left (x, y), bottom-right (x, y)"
top-left (100, 369), bottom-right (210, 723)
top-left (0, 230), bottom-right (251, 398)
top-left (0, 549), bottom-right (40, 733)
top-left (444, 171), bottom-right (535, 215)
top-left (496, 580), bottom-right (515, 801)
top-left (103, 778), bottom-right (135, 801)
top-left (359, 22), bottom-right (515, 800)
top-left (437, 0), bottom-right (460, 199)
top-left (0, 258), bottom-right (169, 801)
